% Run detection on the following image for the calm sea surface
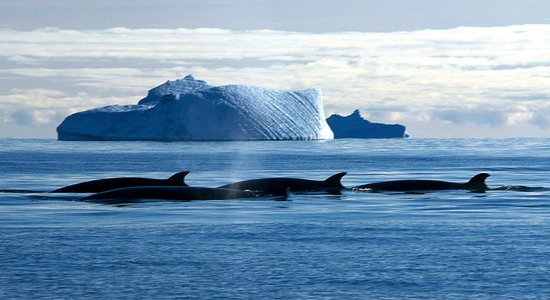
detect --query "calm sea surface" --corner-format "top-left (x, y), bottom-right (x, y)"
top-left (1, 138), bottom-right (549, 299)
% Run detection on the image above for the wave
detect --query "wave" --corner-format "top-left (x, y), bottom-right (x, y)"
top-left (490, 185), bottom-right (548, 192)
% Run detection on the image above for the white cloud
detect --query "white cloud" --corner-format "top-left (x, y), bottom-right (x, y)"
top-left (0, 88), bottom-right (138, 130)
top-left (1, 25), bottom-right (550, 138)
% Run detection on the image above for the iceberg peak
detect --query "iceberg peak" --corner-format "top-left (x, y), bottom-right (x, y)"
top-left (348, 109), bottom-right (366, 121)
top-left (183, 74), bottom-right (195, 81)
top-left (138, 74), bottom-right (211, 105)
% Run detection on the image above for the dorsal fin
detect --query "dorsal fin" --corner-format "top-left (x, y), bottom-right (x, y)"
top-left (168, 171), bottom-right (190, 186)
top-left (324, 172), bottom-right (347, 188)
top-left (466, 173), bottom-right (490, 190)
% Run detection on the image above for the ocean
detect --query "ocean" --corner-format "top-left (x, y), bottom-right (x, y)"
top-left (1, 138), bottom-right (549, 299)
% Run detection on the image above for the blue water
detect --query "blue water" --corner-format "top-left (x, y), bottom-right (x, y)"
top-left (1, 138), bottom-right (549, 299)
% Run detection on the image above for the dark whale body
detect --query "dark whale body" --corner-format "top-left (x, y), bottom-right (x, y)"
top-left (52, 171), bottom-right (189, 193)
top-left (218, 172), bottom-right (347, 195)
top-left (355, 173), bottom-right (490, 192)
top-left (80, 186), bottom-right (265, 203)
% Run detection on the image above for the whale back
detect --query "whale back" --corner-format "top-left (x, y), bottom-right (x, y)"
top-left (80, 186), bottom-right (260, 203)
top-left (218, 172), bottom-right (347, 195)
top-left (355, 173), bottom-right (490, 192)
top-left (52, 171), bottom-right (189, 193)
top-left (357, 179), bottom-right (455, 191)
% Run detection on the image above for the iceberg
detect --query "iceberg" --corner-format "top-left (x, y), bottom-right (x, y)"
top-left (57, 75), bottom-right (334, 141)
top-left (326, 109), bottom-right (408, 138)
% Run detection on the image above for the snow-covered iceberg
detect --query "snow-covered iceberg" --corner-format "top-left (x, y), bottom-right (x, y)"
top-left (57, 75), bottom-right (334, 141)
top-left (326, 109), bottom-right (408, 138)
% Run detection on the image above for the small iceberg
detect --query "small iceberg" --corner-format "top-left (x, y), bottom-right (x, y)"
top-left (326, 109), bottom-right (408, 138)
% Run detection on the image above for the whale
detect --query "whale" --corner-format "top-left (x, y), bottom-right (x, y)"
top-left (217, 172), bottom-right (347, 195)
top-left (354, 173), bottom-right (490, 193)
top-left (79, 186), bottom-right (275, 203)
top-left (51, 171), bottom-right (189, 193)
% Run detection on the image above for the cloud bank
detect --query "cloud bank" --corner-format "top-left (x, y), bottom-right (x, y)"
top-left (1, 25), bottom-right (549, 138)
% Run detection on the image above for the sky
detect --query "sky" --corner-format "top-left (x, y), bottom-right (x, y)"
top-left (1, 0), bottom-right (550, 138)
